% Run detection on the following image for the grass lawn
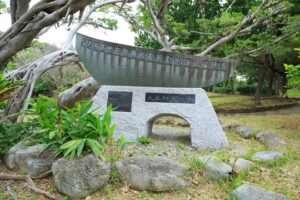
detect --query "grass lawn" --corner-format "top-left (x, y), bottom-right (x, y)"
top-left (287, 88), bottom-right (300, 98)
top-left (208, 92), bottom-right (298, 112)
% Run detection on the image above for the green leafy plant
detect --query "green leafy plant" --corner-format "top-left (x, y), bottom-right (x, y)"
top-left (285, 63), bottom-right (300, 90)
top-left (33, 78), bottom-right (56, 96)
top-left (0, 73), bottom-right (23, 102)
top-left (29, 96), bottom-right (117, 159)
top-left (137, 135), bottom-right (151, 145)
top-left (0, 122), bottom-right (33, 156)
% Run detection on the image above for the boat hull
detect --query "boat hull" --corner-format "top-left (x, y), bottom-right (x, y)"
top-left (76, 33), bottom-right (236, 87)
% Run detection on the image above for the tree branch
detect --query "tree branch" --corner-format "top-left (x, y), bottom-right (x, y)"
top-left (198, 0), bottom-right (268, 56)
top-left (4, 50), bottom-right (81, 121)
top-left (63, 0), bottom-right (134, 50)
top-left (0, 0), bottom-right (96, 67)
top-left (0, 173), bottom-right (57, 200)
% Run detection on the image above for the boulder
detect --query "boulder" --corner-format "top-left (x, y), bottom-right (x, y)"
top-left (234, 126), bottom-right (254, 139)
top-left (200, 156), bottom-right (232, 180)
top-left (4, 143), bottom-right (55, 177)
top-left (232, 183), bottom-right (288, 200)
top-left (52, 154), bottom-right (110, 198)
top-left (233, 158), bottom-right (254, 174)
top-left (116, 156), bottom-right (188, 191)
top-left (252, 151), bottom-right (283, 162)
top-left (256, 132), bottom-right (286, 149)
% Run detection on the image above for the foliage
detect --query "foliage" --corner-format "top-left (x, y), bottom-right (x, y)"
top-left (236, 85), bottom-right (257, 95)
top-left (28, 96), bottom-right (117, 159)
top-left (0, 72), bottom-right (23, 103)
top-left (284, 64), bottom-right (300, 89)
top-left (137, 135), bottom-right (151, 145)
top-left (284, 48), bottom-right (300, 89)
top-left (0, 122), bottom-right (33, 156)
top-left (33, 78), bottom-right (56, 97)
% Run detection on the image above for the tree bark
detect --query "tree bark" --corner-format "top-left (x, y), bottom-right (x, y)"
top-left (255, 66), bottom-right (266, 105)
top-left (10, 0), bottom-right (31, 24)
top-left (267, 70), bottom-right (274, 96)
top-left (58, 77), bottom-right (99, 108)
top-left (0, 0), bottom-right (95, 67)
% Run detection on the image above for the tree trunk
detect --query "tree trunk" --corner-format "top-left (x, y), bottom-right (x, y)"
top-left (267, 69), bottom-right (274, 96)
top-left (255, 66), bottom-right (266, 105)
top-left (10, 0), bottom-right (31, 24)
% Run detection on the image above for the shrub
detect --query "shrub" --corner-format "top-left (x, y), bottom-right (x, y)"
top-left (236, 85), bottom-right (256, 95)
top-left (213, 86), bottom-right (234, 94)
top-left (0, 122), bottom-right (33, 156)
top-left (137, 135), bottom-right (151, 145)
top-left (28, 96), bottom-right (117, 159)
top-left (33, 78), bottom-right (56, 96)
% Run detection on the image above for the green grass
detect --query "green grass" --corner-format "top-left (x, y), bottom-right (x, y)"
top-left (287, 88), bottom-right (300, 97)
top-left (208, 92), bottom-right (297, 111)
top-left (185, 156), bottom-right (205, 173)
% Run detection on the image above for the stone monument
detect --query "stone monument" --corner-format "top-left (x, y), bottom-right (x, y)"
top-left (76, 33), bottom-right (236, 149)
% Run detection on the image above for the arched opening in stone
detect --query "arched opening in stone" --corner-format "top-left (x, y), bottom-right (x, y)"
top-left (147, 114), bottom-right (191, 144)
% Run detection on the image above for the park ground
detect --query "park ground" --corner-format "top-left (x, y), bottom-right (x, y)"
top-left (0, 93), bottom-right (299, 200)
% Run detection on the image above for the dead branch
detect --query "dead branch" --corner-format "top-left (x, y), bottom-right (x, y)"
top-left (0, 173), bottom-right (57, 200)
top-left (58, 76), bottom-right (99, 107)
top-left (4, 50), bottom-right (81, 122)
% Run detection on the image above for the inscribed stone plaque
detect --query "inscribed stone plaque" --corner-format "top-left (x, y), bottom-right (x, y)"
top-left (145, 93), bottom-right (195, 104)
top-left (93, 86), bottom-right (228, 149)
top-left (107, 91), bottom-right (132, 112)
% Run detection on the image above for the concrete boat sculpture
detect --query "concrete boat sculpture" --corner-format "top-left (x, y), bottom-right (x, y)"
top-left (76, 33), bottom-right (236, 87)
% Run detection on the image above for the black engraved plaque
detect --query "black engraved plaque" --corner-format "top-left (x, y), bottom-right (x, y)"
top-left (107, 91), bottom-right (133, 112)
top-left (145, 93), bottom-right (195, 104)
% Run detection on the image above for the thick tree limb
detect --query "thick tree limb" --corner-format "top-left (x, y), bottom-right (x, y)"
top-left (0, 0), bottom-right (95, 67)
top-left (58, 76), bottom-right (99, 107)
top-left (144, 0), bottom-right (173, 51)
top-left (0, 173), bottom-right (57, 200)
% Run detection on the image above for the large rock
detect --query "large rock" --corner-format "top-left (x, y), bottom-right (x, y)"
top-left (256, 132), bottom-right (286, 149)
top-left (234, 126), bottom-right (254, 139)
top-left (233, 158), bottom-right (254, 174)
top-left (200, 156), bottom-right (232, 180)
top-left (232, 183), bottom-right (288, 200)
top-left (52, 154), bottom-right (110, 198)
top-left (252, 151), bottom-right (283, 162)
top-left (116, 156), bottom-right (188, 191)
top-left (4, 143), bottom-right (55, 177)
